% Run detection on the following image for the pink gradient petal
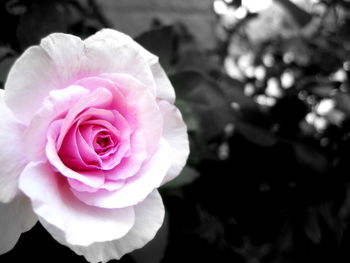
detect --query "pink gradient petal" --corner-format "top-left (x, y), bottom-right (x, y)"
top-left (24, 85), bottom-right (90, 162)
top-left (46, 120), bottom-right (105, 188)
top-left (59, 123), bottom-right (100, 170)
top-left (19, 162), bottom-right (135, 246)
top-left (57, 87), bottom-right (114, 149)
top-left (101, 73), bottom-right (163, 155)
top-left (72, 139), bottom-right (171, 208)
top-left (100, 179), bottom-right (126, 191)
top-left (158, 100), bottom-right (190, 185)
top-left (105, 130), bottom-right (147, 181)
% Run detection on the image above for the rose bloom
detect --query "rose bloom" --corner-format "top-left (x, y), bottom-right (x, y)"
top-left (0, 29), bottom-right (189, 262)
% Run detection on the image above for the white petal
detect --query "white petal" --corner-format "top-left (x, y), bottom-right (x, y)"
top-left (19, 162), bottom-right (135, 246)
top-left (86, 29), bottom-right (175, 103)
top-left (158, 100), bottom-right (189, 184)
top-left (5, 31), bottom-right (160, 125)
top-left (72, 139), bottom-right (171, 209)
top-left (4, 46), bottom-right (59, 125)
top-left (48, 190), bottom-right (164, 263)
top-left (0, 194), bottom-right (37, 254)
top-left (152, 62), bottom-right (175, 103)
top-left (0, 93), bottom-right (27, 202)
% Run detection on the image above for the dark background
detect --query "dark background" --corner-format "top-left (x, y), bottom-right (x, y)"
top-left (1, 0), bottom-right (350, 262)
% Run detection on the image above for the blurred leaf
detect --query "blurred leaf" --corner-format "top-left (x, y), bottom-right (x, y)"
top-left (305, 207), bottom-right (322, 243)
top-left (135, 26), bottom-right (176, 72)
top-left (170, 70), bottom-right (235, 140)
top-left (162, 166), bottom-right (199, 189)
top-left (175, 98), bottom-right (200, 132)
top-left (235, 122), bottom-right (278, 147)
top-left (310, 83), bottom-right (335, 97)
top-left (334, 92), bottom-right (350, 116)
top-left (16, 0), bottom-right (68, 49)
top-left (293, 143), bottom-right (328, 174)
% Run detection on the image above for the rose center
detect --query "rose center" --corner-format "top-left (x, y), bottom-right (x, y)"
top-left (93, 132), bottom-right (114, 154)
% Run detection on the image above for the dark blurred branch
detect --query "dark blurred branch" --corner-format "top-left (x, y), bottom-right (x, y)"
top-left (88, 0), bottom-right (112, 28)
top-left (274, 0), bottom-right (313, 27)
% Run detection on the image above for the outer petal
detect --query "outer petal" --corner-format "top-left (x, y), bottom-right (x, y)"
top-left (0, 193), bottom-right (37, 254)
top-left (41, 190), bottom-right (165, 263)
top-left (88, 29), bottom-right (175, 103)
top-left (158, 100), bottom-right (190, 184)
top-left (0, 90), bottom-right (28, 202)
top-left (5, 30), bottom-right (165, 124)
top-left (72, 139), bottom-right (171, 208)
top-left (19, 162), bottom-right (135, 246)
top-left (4, 46), bottom-right (59, 125)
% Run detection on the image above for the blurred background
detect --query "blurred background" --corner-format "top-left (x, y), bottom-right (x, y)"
top-left (1, 0), bottom-right (350, 262)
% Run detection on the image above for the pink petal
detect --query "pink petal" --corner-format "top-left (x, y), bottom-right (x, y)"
top-left (56, 87), bottom-right (114, 149)
top-left (40, 190), bottom-right (164, 263)
top-left (19, 162), bottom-right (135, 246)
top-left (24, 85), bottom-right (89, 161)
top-left (0, 194), bottom-right (37, 254)
top-left (72, 139), bottom-right (171, 208)
top-left (158, 100), bottom-right (190, 184)
top-left (0, 91), bottom-right (28, 203)
top-left (46, 119), bottom-right (105, 188)
top-left (105, 130), bottom-right (147, 181)
top-left (102, 73), bottom-right (163, 155)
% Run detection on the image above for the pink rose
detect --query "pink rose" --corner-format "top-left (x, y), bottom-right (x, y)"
top-left (0, 29), bottom-right (189, 262)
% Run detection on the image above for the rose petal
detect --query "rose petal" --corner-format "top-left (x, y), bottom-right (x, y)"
top-left (46, 119), bottom-right (105, 188)
top-left (72, 139), bottom-right (171, 208)
top-left (4, 46), bottom-right (59, 125)
top-left (19, 162), bottom-right (135, 246)
top-left (86, 29), bottom-right (175, 103)
top-left (158, 100), bottom-right (190, 184)
top-left (5, 30), bottom-right (159, 124)
top-left (105, 130), bottom-right (147, 181)
top-left (39, 190), bottom-right (164, 263)
top-left (84, 30), bottom-right (156, 95)
top-left (56, 87), bottom-right (114, 149)
top-left (151, 62), bottom-right (176, 103)
top-left (0, 194), bottom-right (37, 254)
top-left (24, 85), bottom-right (90, 161)
top-left (0, 91), bottom-right (27, 202)
top-left (102, 73), bottom-right (163, 155)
